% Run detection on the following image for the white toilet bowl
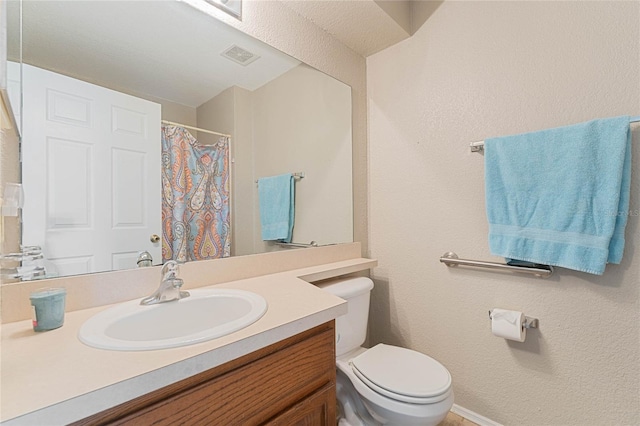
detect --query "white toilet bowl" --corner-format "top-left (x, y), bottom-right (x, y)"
top-left (317, 277), bottom-right (454, 426)
top-left (336, 346), bottom-right (453, 425)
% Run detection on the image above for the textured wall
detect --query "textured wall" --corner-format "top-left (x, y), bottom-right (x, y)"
top-left (367, 1), bottom-right (639, 425)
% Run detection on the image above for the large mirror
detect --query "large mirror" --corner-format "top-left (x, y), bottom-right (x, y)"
top-left (3, 0), bottom-right (353, 281)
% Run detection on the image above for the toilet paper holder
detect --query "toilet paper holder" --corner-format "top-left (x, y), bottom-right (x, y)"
top-left (488, 310), bottom-right (539, 329)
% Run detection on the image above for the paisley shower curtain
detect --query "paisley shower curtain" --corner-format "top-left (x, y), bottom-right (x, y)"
top-left (161, 125), bottom-right (231, 262)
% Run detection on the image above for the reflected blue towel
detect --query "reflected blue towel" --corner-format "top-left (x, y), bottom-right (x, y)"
top-left (485, 116), bottom-right (632, 275)
top-left (258, 173), bottom-right (295, 242)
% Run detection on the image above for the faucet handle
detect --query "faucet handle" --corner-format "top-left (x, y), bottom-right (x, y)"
top-left (169, 276), bottom-right (189, 299)
top-left (170, 277), bottom-right (184, 289)
top-left (161, 260), bottom-right (179, 280)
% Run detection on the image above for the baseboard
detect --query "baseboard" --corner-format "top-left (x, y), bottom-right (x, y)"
top-left (451, 404), bottom-right (503, 426)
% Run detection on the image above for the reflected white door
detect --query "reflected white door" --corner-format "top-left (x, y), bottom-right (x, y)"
top-left (22, 64), bottom-right (161, 276)
top-left (6, 61), bottom-right (21, 134)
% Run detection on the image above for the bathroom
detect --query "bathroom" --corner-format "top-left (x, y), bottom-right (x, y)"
top-left (0, 1), bottom-right (638, 425)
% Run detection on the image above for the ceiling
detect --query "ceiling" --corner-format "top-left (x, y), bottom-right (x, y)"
top-left (13, 0), bottom-right (445, 108)
top-left (282, 0), bottom-right (443, 57)
top-left (18, 0), bottom-right (301, 108)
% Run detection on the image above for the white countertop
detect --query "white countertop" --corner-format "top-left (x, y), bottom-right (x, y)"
top-left (1, 258), bottom-right (375, 425)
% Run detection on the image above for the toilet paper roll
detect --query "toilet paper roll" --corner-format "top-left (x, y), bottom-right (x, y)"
top-left (491, 308), bottom-right (526, 342)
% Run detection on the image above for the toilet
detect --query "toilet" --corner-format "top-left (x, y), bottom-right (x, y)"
top-left (317, 276), bottom-right (454, 426)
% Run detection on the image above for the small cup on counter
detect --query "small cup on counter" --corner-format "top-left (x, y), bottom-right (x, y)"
top-left (29, 288), bottom-right (67, 331)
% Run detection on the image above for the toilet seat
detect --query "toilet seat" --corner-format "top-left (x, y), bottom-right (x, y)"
top-left (350, 344), bottom-right (452, 404)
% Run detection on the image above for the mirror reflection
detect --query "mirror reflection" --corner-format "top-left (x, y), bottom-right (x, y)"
top-left (3, 0), bottom-right (353, 281)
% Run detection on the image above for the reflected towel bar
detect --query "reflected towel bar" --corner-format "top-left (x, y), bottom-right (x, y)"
top-left (276, 241), bottom-right (318, 248)
top-left (255, 172), bottom-right (305, 184)
top-left (440, 252), bottom-right (554, 278)
top-left (470, 116), bottom-right (640, 152)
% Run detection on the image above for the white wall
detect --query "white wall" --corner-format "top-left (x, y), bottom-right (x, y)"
top-left (367, 1), bottom-right (639, 425)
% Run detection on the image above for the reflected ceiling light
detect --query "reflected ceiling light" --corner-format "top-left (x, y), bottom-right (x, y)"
top-left (180, 0), bottom-right (242, 20)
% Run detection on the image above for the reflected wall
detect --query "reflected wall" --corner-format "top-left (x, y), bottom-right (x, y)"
top-left (2, 0), bottom-right (359, 279)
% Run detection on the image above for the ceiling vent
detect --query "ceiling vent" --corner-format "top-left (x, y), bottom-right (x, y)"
top-left (221, 45), bottom-right (260, 66)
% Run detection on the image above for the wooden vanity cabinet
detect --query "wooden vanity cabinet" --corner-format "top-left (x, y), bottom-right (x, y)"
top-left (72, 322), bottom-right (336, 426)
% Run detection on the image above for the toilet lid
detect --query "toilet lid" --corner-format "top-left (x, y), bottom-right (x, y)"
top-left (350, 344), bottom-right (451, 403)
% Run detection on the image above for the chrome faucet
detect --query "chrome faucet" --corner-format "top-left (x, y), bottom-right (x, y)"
top-left (136, 250), bottom-right (153, 267)
top-left (140, 261), bottom-right (190, 306)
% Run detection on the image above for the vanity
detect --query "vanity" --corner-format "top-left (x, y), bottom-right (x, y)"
top-left (77, 323), bottom-right (337, 425)
top-left (1, 245), bottom-right (376, 425)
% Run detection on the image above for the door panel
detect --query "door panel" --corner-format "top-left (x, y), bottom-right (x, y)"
top-left (22, 64), bottom-right (162, 275)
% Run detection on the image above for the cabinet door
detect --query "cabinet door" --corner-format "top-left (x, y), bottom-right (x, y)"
top-left (72, 323), bottom-right (336, 426)
top-left (105, 325), bottom-right (335, 426)
top-left (266, 384), bottom-right (336, 426)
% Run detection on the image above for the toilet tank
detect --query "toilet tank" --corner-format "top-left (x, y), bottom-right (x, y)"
top-left (316, 276), bottom-right (374, 357)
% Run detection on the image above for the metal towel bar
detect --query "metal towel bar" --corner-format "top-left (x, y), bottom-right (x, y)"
top-left (439, 252), bottom-right (553, 278)
top-left (255, 172), bottom-right (305, 184)
top-left (276, 241), bottom-right (318, 248)
top-left (470, 116), bottom-right (640, 152)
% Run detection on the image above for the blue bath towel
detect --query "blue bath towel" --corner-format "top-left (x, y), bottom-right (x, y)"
top-left (258, 173), bottom-right (295, 242)
top-left (484, 116), bottom-right (632, 275)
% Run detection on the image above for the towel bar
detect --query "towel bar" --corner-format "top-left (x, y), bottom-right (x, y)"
top-left (439, 252), bottom-right (553, 278)
top-left (469, 116), bottom-right (640, 153)
top-left (275, 241), bottom-right (318, 248)
top-left (255, 172), bottom-right (305, 184)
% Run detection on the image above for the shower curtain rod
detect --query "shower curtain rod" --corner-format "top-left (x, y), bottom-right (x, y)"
top-left (469, 116), bottom-right (640, 152)
top-left (161, 120), bottom-right (231, 138)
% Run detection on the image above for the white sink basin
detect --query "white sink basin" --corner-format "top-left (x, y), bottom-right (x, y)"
top-left (79, 288), bottom-right (267, 351)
